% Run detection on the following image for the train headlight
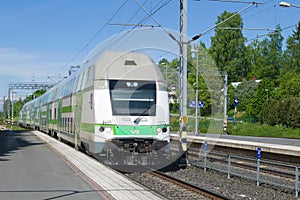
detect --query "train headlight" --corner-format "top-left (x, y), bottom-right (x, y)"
top-left (156, 128), bottom-right (162, 134)
top-left (99, 126), bottom-right (113, 134)
top-left (106, 127), bottom-right (112, 133)
top-left (162, 127), bottom-right (167, 133)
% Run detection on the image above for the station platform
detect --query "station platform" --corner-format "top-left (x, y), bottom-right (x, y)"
top-left (0, 130), bottom-right (162, 200)
top-left (171, 133), bottom-right (300, 162)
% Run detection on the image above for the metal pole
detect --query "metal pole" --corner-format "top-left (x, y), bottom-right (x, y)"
top-left (228, 154), bottom-right (231, 179)
top-left (256, 158), bottom-right (260, 186)
top-left (195, 51), bottom-right (199, 134)
top-left (223, 74), bottom-right (228, 134)
top-left (179, 0), bottom-right (187, 123)
top-left (7, 89), bottom-right (11, 121)
top-left (2, 96), bottom-right (5, 120)
top-left (204, 151), bottom-right (207, 172)
top-left (179, 0), bottom-right (188, 165)
top-left (296, 167), bottom-right (299, 198)
top-left (11, 91), bottom-right (14, 125)
top-left (234, 106), bottom-right (237, 123)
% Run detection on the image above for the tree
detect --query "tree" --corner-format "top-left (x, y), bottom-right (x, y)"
top-left (283, 21), bottom-right (300, 74)
top-left (246, 78), bottom-right (275, 117)
top-left (260, 98), bottom-right (280, 126)
top-left (247, 26), bottom-right (284, 81)
top-left (235, 80), bottom-right (258, 111)
top-left (246, 39), bottom-right (262, 80)
top-left (209, 11), bottom-right (248, 82)
top-left (286, 98), bottom-right (300, 128)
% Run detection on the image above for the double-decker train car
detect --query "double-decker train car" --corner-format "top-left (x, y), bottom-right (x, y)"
top-left (19, 50), bottom-right (171, 171)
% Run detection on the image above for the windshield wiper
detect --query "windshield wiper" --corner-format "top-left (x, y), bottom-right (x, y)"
top-left (134, 107), bottom-right (152, 125)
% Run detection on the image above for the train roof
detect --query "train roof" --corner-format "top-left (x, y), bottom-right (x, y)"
top-left (89, 51), bottom-right (164, 81)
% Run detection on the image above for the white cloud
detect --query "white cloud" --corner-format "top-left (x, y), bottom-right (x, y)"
top-left (0, 47), bottom-right (37, 60)
top-left (0, 48), bottom-right (70, 97)
top-left (0, 48), bottom-right (66, 80)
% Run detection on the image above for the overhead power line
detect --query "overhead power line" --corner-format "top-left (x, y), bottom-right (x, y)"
top-left (53, 0), bottom-right (130, 77)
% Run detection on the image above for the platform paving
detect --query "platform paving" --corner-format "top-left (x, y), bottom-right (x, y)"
top-left (31, 130), bottom-right (162, 200)
top-left (0, 130), bottom-right (104, 200)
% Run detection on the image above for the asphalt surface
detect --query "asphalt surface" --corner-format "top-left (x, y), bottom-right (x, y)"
top-left (182, 132), bottom-right (300, 147)
top-left (0, 130), bottom-right (105, 200)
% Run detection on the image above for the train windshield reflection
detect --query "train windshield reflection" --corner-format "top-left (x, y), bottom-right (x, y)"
top-left (109, 80), bottom-right (156, 116)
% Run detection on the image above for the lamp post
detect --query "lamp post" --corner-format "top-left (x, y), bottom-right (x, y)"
top-left (11, 91), bottom-right (17, 125)
top-left (265, 89), bottom-right (269, 100)
top-left (191, 49), bottom-right (199, 134)
top-left (161, 62), bottom-right (168, 85)
top-left (279, 1), bottom-right (300, 8)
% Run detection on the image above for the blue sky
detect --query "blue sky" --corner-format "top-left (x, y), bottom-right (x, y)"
top-left (0, 0), bottom-right (299, 104)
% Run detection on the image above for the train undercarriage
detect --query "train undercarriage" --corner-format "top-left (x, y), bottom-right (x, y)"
top-left (93, 138), bottom-right (177, 172)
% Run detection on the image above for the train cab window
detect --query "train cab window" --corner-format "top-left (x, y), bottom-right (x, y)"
top-left (109, 80), bottom-right (156, 116)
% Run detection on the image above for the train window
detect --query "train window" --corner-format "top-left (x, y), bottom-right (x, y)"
top-left (86, 65), bottom-right (95, 88)
top-left (109, 80), bottom-right (156, 116)
top-left (67, 118), bottom-right (69, 132)
top-left (89, 93), bottom-right (93, 110)
top-left (65, 118), bottom-right (67, 131)
top-left (70, 118), bottom-right (73, 133)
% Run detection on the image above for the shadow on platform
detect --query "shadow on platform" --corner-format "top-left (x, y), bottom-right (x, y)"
top-left (0, 130), bottom-right (45, 161)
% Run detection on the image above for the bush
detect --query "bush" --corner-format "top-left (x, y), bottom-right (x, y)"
top-left (260, 97), bottom-right (300, 128)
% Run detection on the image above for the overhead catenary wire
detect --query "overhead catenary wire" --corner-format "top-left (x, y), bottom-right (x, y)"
top-left (52, 0), bottom-right (130, 78)
top-left (246, 23), bottom-right (297, 42)
top-left (87, 0), bottom-right (175, 61)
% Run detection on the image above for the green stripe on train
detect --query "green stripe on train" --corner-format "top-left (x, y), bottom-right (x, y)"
top-left (48, 119), bottom-right (58, 125)
top-left (62, 106), bottom-right (73, 113)
top-left (80, 123), bottom-right (169, 136)
top-left (80, 123), bottom-right (94, 133)
top-left (114, 125), bottom-right (157, 136)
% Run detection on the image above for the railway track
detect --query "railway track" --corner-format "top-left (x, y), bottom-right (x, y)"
top-left (188, 148), bottom-right (296, 180)
top-left (126, 170), bottom-right (231, 200)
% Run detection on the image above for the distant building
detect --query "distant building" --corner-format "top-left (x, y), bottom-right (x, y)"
top-left (168, 85), bottom-right (178, 104)
top-left (231, 79), bottom-right (261, 88)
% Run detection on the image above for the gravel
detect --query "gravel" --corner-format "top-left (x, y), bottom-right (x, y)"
top-left (127, 164), bottom-right (297, 199)
top-left (167, 165), bottom-right (296, 200)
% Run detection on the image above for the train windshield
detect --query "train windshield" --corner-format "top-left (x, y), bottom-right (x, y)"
top-left (109, 80), bottom-right (156, 116)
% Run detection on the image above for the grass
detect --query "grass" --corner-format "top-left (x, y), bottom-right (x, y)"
top-left (170, 115), bottom-right (300, 139)
top-left (0, 120), bottom-right (25, 131)
top-left (227, 122), bottom-right (300, 139)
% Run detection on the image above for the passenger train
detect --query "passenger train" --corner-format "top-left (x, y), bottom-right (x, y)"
top-left (19, 50), bottom-right (171, 171)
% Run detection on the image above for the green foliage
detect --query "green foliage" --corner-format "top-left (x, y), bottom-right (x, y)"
top-left (283, 21), bottom-right (300, 74)
top-left (4, 90), bottom-right (46, 118)
top-left (163, 18), bottom-right (300, 134)
top-left (247, 27), bottom-right (284, 81)
top-left (246, 78), bottom-right (275, 117)
top-left (260, 97), bottom-right (300, 128)
top-left (274, 72), bottom-right (300, 99)
top-left (169, 102), bottom-right (179, 113)
top-left (227, 84), bottom-right (237, 110)
top-left (209, 11), bottom-right (248, 82)
top-left (234, 80), bottom-right (258, 111)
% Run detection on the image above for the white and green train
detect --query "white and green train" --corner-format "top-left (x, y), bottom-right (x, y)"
top-left (19, 51), bottom-right (171, 169)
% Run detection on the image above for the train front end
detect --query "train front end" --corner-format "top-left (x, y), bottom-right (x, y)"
top-left (92, 51), bottom-right (170, 170)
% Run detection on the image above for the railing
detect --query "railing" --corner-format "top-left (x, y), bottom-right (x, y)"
top-left (192, 151), bottom-right (299, 198)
